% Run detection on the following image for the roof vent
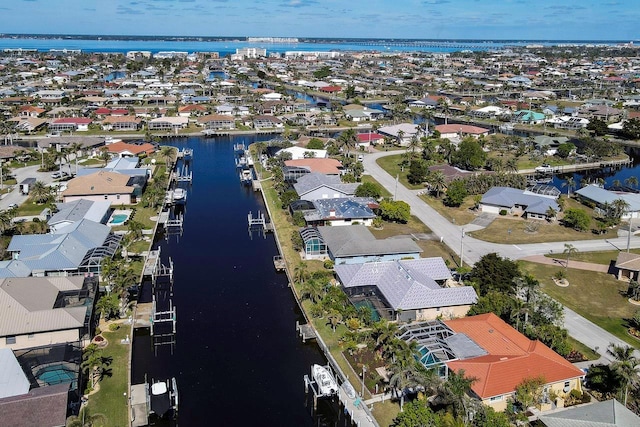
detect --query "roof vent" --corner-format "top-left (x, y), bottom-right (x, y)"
top-left (500, 357), bottom-right (508, 361)
top-left (488, 329), bottom-right (494, 333)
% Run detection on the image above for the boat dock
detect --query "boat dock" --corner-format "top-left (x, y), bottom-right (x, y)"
top-left (130, 383), bottom-right (149, 427)
top-left (273, 255), bottom-right (286, 271)
top-left (134, 302), bottom-right (153, 328)
top-left (520, 157), bottom-right (632, 177)
top-left (296, 321), bottom-right (316, 342)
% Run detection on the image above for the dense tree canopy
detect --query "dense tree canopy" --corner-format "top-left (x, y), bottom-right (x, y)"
top-left (563, 208), bottom-right (591, 231)
top-left (470, 253), bottom-right (520, 296)
top-left (444, 180), bottom-right (468, 207)
top-left (452, 138), bottom-right (486, 170)
top-left (379, 200), bottom-right (411, 223)
top-left (355, 182), bottom-right (382, 198)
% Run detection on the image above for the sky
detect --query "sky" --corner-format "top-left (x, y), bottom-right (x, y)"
top-left (2, 0), bottom-right (638, 41)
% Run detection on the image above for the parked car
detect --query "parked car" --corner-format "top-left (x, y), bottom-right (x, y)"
top-left (8, 203), bottom-right (18, 210)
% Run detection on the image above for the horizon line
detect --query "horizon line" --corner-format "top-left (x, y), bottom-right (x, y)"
top-left (0, 33), bottom-right (636, 43)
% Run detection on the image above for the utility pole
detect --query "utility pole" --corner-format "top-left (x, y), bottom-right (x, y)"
top-left (460, 228), bottom-right (465, 267)
top-left (628, 215), bottom-right (633, 253)
top-left (394, 174), bottom-right (398, 201)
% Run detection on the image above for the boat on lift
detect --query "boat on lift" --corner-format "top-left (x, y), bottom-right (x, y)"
top-left (149, 377), bottom-right (178, 421)
top-left (312, 364), bottom-right (338, 396)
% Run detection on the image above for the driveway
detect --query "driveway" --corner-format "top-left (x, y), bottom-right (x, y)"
top-left (0, 162), bottom-right (76, 210)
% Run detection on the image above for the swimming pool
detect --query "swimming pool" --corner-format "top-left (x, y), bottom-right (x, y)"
top-left (110, 214), bottom-right (128, 225)
top-left (36, 364), bottom-right (76, 386)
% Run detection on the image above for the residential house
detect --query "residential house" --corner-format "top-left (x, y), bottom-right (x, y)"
top-left (435, 124), bottom-right (489, 140)
top-left (105, 141), bottom-right (156, 158)
top-left (47, 199), bottom-right (112, 233)
top-left (357, 132), bottom-right (385, 148)
top-left (101, 116), bottom-right (143, 131)
top-left (62, 171), bottom-right (137, 204)
top-left (444, 313), bottom-right (585, 411)
top-left (293, 172), bottom-right (358, 201)
top-left (47, 117), bottom-right (92, 133)
top-left (378, 123), bottom-right (421, 146)
top-left (0, 219), bottom-right (120, 277)
top-left (253, 115), bottom-right (284, 129)
top-left (0, 276), bottom-right (98, 350)
top-left (303, 197), bottom-right (378, 226)
top-left (615, 252), bottom-right (640, 282)
top-left (307, 225), bottom-right (422, 263)
top-left (148, 116), bottom-right (188, 131)
top-left (335, 258), bottom-right (477, 322)
top-left (197, 114), bottom-right (236, 130)
top-left (513, 110), bottom-right (546, 124)
top-left (177, 104), bottom-right (207, 117)
top-left (575, 185), bottom-right (640, 220)
top-left (539, 399), bottom-right (640, 427)
top-left (480, 186), bottom-right (560, 220)
top-left (534, 135), bottom-right (571, 156)
top-left (284, 158), bottom-right (343, 177)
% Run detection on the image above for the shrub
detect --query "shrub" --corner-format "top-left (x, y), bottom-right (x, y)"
top-left (95, 326), bottom-right (102, 335)
top-left (108, 323), bottom-right (120, 332)
top-left (499, 209), bottom-right (507, 216)
top-left (581, 393), bottom-right (591, 403)
top-left (554, 270), bottom-right (566, 280)
top-left (323, 259), bottom-right (334, 270)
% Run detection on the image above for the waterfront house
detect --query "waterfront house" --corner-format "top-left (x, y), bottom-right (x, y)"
top-left (480, 187), bottom-right (559, 220)
top-left (533, 135), bottom-right (570, 156)
top-left (105, 141), bottom-right (156, 158)
top-left (434, 124), bottom-right (489, 140)
top-left (575, 185), bottom-right (640, 220)
top-left (293, 172), bottom-right (358, 201)
top-left (253, 115), bottom-right (284, 129)
top-left (310, 225), bottom-right (422, 263)
top-left (444, 313), bottom-right (584, 412)
top-left (62, 171), bottom-right (137, 204)
top-left (513, 110), bottom-right (545, 124)
top-left (100, 115), bottom-right (143, 131)
top-left (334, 258), bottom-right (476, 322)
top-left (148, 116), bottom-right (189, 131)
top-left (48, 117), bottom-right (92, 133)
top-left (197, 114), bottom-right (236, 130)
top-left (2, 219), bottom-right (120, 277)
top-left (284, 158), bottom-right (343, 177)
top-left (276, 146), bottom-right (328, 160)
top-left (0, 275), bottom-right (98, 350)
top-left (357, 132), bottom-right (385, 148)
top-left (47, 199), bottom-right (112, 233)
top-left (303, 197), bottom-right (377, 226)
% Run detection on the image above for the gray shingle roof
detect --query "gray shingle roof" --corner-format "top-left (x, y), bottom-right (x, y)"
top-left (48, 199), bottom-right (111, 227)
top-left (538, 399), bottom-right (640, 427)
top-left (335, 258), bottom-right (476, 310)
top-left (293, 172), bottom-right (358, 196)
top-left (317, 225), bottom-right (422, 258)
top-left (0, 382), bottom-right (69, 427)
top-left (481, 186), bottom-right (559, 215)
top-left (576, 185), bottom-right (640, 212)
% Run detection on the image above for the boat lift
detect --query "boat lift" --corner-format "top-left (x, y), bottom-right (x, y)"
top-left (150, 297), bottom-right (177, 356)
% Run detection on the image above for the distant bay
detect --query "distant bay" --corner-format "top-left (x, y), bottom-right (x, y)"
top-left (0, 36), bottom-right (626, 55)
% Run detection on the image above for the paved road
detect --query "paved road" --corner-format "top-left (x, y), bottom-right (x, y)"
top-left (362, 151), bottom-right (640, 359)
top-left (0, 162), bottom-right (77, 211)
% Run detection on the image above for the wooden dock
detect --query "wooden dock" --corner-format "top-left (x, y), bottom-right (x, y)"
top-left (143, 249), bottom-right (161, 277)
top-left (296, 321), bottom-right (317, 342)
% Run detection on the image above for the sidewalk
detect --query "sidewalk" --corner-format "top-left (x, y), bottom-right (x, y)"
top-left (520, 255), bottom-right (610, 273)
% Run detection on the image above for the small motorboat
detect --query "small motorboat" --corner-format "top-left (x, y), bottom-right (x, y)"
top-left (172, 188), bottom-right (186, 202)
top-left (149, 377), bottom-right (178, 420)
top-left (312, 364), bottom-right (338, 396)
top-left (240, 168), bottom-right (253, 185)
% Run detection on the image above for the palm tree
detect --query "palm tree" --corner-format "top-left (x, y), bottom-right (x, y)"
top-left (563, 243), bottom-right (578, 270)
top-left (326, 309), bottom-right (343, 332)
top-left (338, 128), bottom-right (358, 159)
top-left (506, 158), bottom-right (518, 173)
top-left (562, 176), bottom-right (576, 196)
top-left (69, 142), bottom-right (84, 175)
top-left (407, 135), bottom-right (420, 165)
top-left (30, 180), bottom-right (53, 204)
top-left (626, 176), bottom-right (639, 190)
top-left (161, 145), bottom-right (175, 167)
top-left (435, 369), bottom-right (477, 421)
top-left (607, 344), bottom-right (639, 407)
top-left (429, 171), bottom-right (447, 198)
top-left (612, 179), bottom-right (622, 189)
top-left (293, 262), bottom-right (309, 285)
top-left (546, 206), bottom-right (558, 222)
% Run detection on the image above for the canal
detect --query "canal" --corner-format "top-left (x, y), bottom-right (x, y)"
top-left (131, 135), bottom-right (327, 426)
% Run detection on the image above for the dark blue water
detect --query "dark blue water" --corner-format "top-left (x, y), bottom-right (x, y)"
top-left (131, 135), bottom-right (326, 426)
top-left (208, 71), bottom-right (228, 80)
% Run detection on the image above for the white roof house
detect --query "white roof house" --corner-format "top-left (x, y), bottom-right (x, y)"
top-left (378, 123), bottom-right (421, 146)
top-left (277, 146), bottom-right (328, 160)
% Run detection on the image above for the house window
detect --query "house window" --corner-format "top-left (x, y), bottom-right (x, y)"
top-left (6, 336), bottom-right (16, 344)
top-left (116, 195), bottom-right (120, 200)
top-left (104, 196), bottom-right (108, 200)
top-left (28, 334), bottom-right (34, 339)
top-left (490, 395), bottom-right (503, 402)
top-left (436, 307), bottom-right (441, 312)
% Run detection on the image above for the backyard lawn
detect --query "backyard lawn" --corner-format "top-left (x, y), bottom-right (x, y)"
top-left (519, 261), bottom-right (639, 348)
top-left (376, 154), bottom-right (424, 190)
top-left (419, 194), bottom-right (477, 225)
top-left (84, 322), bottom-right (130, 427)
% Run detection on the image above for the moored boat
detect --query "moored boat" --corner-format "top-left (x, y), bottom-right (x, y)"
top-left (312, 364), bottom-right (338, 396)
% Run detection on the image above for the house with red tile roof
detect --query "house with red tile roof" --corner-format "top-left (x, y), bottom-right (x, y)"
top-left (284, 158), bottom-right (343, 175)
top-left (435, 124), bottom-right (490, 139)
top-left (106, 141), bottom-right (156, 157)
top-left (48, 117), bottom-right (92, 132)
top-left (444, 313), bottom-right (584, 411)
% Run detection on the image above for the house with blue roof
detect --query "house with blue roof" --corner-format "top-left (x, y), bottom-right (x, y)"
top-left (575, 185), bottom-right (640, 220)
top-left (0, 219), bottom-right (121, 277)
top-left (293, 172), bottom-right (359, 201)
top-left (303, 197), bottom-right (377, 226)
top-left (480, 187), bottom-right (559, 220)
top-left (335, 258), bottom-right (477, 322)
top-left (513, 110), bottom-right (546, 124)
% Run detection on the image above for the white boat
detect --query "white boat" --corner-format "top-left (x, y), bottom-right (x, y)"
top-left (240, 168), bottom-right (253, 184)
top-left (172, 188), bottom-right (186, 201)
top-left (149, 377), bottom-right (178, 419)
top-left (312, 364), bottom-right (338, 396)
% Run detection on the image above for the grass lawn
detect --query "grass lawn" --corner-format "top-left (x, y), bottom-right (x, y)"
top-left (419, 194), bottom-right (477, 225)
top-left (16, 200), bottom-right (50, 216)
top-left (470, 217), bottom-right (618, 244)
top-left (545, 249), bottom-right (640, 266)
top-left (130, 206), bottom-right (160, 230)
top-left (370, 215), bottom-right (431, 239)
top-left (360, 175), bottom-right (392, 199)
top-left (371, 400), bottom-right (401, 427)
top-left (519, 261), bottom-right (639, 348)
top-left (85, 323), bottom-right (130, 427)
top-left (81, 158), bottom-right (105, 166)
top-left (376, 154), bottom-right (424, 190)
top-left (567, 336), bottom-right (601, 360)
